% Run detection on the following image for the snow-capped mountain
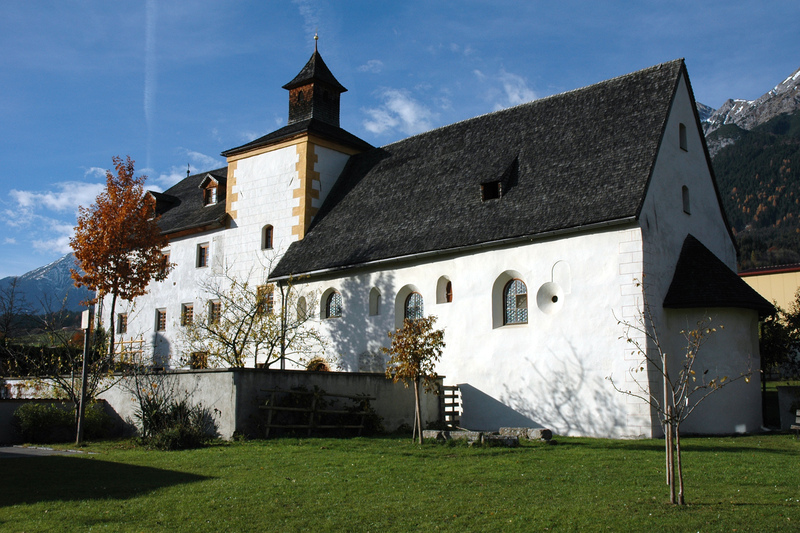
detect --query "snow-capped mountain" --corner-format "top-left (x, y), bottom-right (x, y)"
top-left (695, 102), bottom-right (716, 123)
top-left (0, 253), bottom-right (93, 314)
top-left (703, 66), bottom-right (800, 136)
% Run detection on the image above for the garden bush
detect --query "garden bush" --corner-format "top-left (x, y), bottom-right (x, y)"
top-left (135, 396), bottom-right (217, 450)
top-left (12, 402), bottom-right (113, 443)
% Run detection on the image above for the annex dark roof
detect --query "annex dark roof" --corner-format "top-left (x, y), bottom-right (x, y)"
top-left (271, 59), bottom-right (688, 278)
top-left (148, 167), bottom-right (228, 236)
top-left (221, 118), bottom-right (372, 157)
top-left (664, 234), bottom-right (774, 316)
top-left (282, 50), bottom-right (347, 93)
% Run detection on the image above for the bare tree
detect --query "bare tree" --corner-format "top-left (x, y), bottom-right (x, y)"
top-left (0, 277), bottom-right (30, 341)
top-left (607, 298), bottom-right (752, 505)
top-left (181, 265), bottom-right (324, 369)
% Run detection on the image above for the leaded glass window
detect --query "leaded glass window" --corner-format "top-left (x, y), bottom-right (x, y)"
top-left (326, 291), bottom-right (342, 318)
top-left (504, 279), bottom-right (528, 325)
top-left (404, 292), bottom-right (424, 321)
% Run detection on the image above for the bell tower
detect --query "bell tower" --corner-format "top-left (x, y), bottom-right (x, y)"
top-left (282, 38), bottom-right (347, 127)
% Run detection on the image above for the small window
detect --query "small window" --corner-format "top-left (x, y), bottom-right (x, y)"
top-left (436, 276), bottom-right (453, 304)
top-left (679, 123), bottom-right (688, 151)
top-left (190, 351), bottom-right (208, 369)
top-left (262, 225), bottom-right (274, 250)
top-left (404, 292), bottom-right (424, 321)
top-left (156, 309), bottom-right (167, 331)
top-left (203, 186), bottom-right (217, 206)
top-left (197, 243), bottom-right (209, 268)
top-left (682, 185), bottom-right (691, 214)
top-left (182, 303), bottom-right (194, 326)
top-left (209, 301), bottom-right (221, 324)
top-left (369, 287), bottom-right (381, 316)
top-left (481, 181), bottom-right (501, 201)
top-left (297, 297), bottom-right (307, 321)
top-left (257, 285), bottom-right (274, 315)
top-left (326, 291), bottom-right (342, 319)
top-left (161, 250), bottom-right (170, 269)
top-left (504, 279), bottom-right (528, 325)
top-left (117, 313), bottom-right (128, 334)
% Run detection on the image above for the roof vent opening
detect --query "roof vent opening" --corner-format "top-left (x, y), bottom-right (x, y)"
top-left (481, 181), bottom-right (502, 201)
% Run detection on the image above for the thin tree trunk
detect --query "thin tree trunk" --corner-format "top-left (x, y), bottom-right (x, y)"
top-left (675, 424), bottom-right (685, 505)
top-left (414, 377), bottom-right (422, 445)
top-left (666, 416), bottom-right (675, 504)
top-left (108, 292), bottom-right (117, 359)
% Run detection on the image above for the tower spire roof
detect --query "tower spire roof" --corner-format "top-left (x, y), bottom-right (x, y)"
top-left (282, 48), bottom-right (347, 93)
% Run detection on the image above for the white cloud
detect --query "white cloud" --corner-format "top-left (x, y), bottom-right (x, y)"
top-left (9, 181), bottom-right (104, 214)
top-left (83, 167), bottom-right (107, 179)
top-left (154, 150), bottom-right (225, 189)
top-left (3, 237), bottom-right (16, 245)
top-left (475, 69), bottom-right (538, 111)
top-left (292, 0), bottom-right (320, 40)
top-left (186, 150), bottom-right (224, 170)
top-left (497, 70), bottom-right (537, 108)
top-left (154, 168), bottom-right (186, 189)
top-left (358, 60), bottom-right (383, 73)
top-left (32, 235), bottom-right (72, 255)
top-left (362, 89), bottom-right (436, 136)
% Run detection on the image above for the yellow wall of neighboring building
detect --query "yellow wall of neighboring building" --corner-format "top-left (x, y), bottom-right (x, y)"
top-left (742, 270), bottom-right (800, 311)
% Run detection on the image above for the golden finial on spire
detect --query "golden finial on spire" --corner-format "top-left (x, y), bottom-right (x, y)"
top-left (314, 31), bottom-right (318, 52)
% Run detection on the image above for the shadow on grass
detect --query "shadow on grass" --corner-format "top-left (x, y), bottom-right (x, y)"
top-left (0, 456), bottom-right (210, 508)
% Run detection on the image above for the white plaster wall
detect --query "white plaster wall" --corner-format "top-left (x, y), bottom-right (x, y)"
top-left (661, 308), bottom-right (762, 435)
top-left (101, 142), bottom-right (356, 369)
top-left (639, 73), bottom-right (737, 304)
top-left (637, 72), bottom-right (762, 435)
top-left (226, 147), bottom-right (300, 279)
top-left (101, 228), bottom-right (228, 367)
top-left (299, 225), bottom-right (650, 438)
top-left (313, 145), bottom-right (351, 211)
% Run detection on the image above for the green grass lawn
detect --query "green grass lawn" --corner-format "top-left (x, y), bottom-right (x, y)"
top-left (2, 435), bottom-right (798, 532)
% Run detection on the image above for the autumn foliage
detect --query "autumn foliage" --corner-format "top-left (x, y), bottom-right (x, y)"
top-left (70, 156), bottom-right (171, 354)
top-left (384, 316), bottom-right (445, 443)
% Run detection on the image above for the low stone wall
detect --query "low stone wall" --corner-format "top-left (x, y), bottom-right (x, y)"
top-left (98, 369), bottom-right (441, 439)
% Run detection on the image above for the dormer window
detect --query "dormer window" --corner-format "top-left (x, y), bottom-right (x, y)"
top-left (481, 181), bottom-right (501, 201)
top-left (203, 186), bottom-right (217, 206)
top-left (198, 174), bottom-right (225, 207)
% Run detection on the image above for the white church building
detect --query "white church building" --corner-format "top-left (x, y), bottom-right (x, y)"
top-left (104, 50), bottom-right (772, 438)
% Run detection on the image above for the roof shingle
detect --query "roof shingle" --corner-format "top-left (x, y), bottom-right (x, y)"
top-left (271, 60), bottom-right (686, 278)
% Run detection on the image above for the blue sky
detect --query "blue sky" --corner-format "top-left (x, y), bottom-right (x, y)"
top-left (1, 0), bottom-right (798, 278)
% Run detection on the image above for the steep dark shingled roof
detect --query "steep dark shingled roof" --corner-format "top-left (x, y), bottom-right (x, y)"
top-left (149, 167), bottom-right (228, 235)
top-left (282, 50), bottom-right (347, 92)
top-left (664, 234), bottom-right (774, 315)
top-left (271, 60), bottom-right (687, 279)
top-left (221, 118), bottom-right (373, 157)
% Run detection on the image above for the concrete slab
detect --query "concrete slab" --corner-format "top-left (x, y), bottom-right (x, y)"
top-left (0, 446), bottom-right (95, 458)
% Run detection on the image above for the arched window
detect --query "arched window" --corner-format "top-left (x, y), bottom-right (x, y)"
top-left (297, 296), bottom-right (307, 321)
top-left (369, 287), bottom-right (381, 316)
top-left (262, 225), bottom-right (274, 250)
top-left (504, 279), bottom-right (528, 325)
top-left (325, 291), bottom-right (342, 319)
top-left (404, 292), bottom-right (424, 321)
top-left (436, 276), bottom-right (453, 304)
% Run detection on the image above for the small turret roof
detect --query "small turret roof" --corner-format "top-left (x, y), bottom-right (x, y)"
top-left (282, 51), bottom-right (347, 93)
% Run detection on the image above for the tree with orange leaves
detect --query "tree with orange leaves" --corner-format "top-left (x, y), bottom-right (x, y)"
top-left (384, 316), bottom-right (445, 444)
top-left (70, 156), bottom-right (171, 357)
